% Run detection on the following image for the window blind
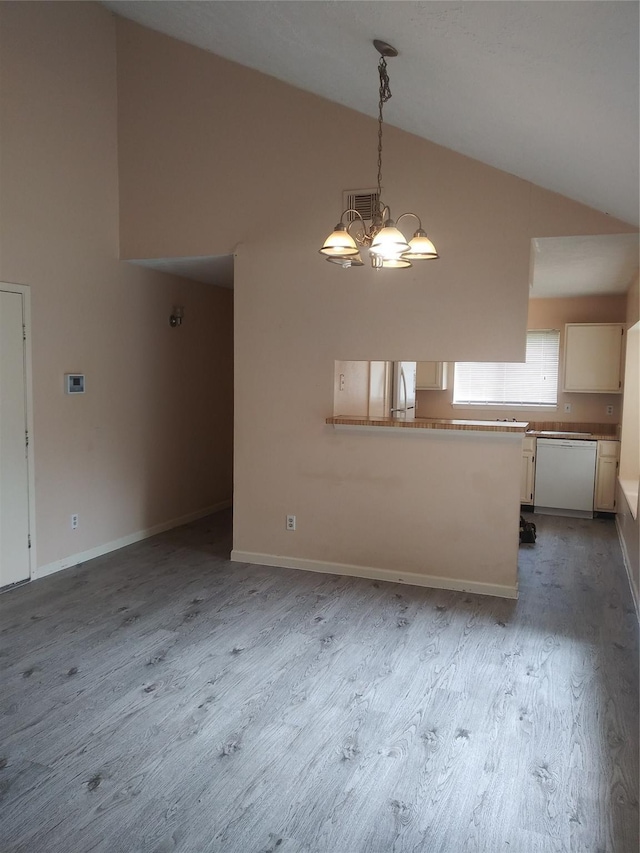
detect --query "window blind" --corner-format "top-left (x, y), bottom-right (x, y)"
top-left (453, 330), bottom-right (560, 406)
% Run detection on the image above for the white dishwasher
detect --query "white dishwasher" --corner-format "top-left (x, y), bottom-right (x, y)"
top-left (534, 438), bottom-right (597, 518)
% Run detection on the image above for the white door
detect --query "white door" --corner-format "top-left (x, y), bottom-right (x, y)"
top-left (0, 289), bottom-right (30, 586)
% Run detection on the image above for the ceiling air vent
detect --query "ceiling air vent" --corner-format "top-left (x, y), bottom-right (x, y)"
top-left (343, 188), bottom-right (379, 223)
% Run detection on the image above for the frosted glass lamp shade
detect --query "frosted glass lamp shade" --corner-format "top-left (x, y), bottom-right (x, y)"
top-left (403, 229), bottom-right (439, 260)
top-left (369, 224), bottom-right (410, 257)
top-left (327, 253), bottom-right (364, 268)
top-left (319, 224), bottom-right (359, 257)
top-left (381, 256), bottom-right (412, 269)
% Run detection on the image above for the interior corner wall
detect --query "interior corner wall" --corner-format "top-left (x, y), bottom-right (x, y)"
top-left (617, 273), bottom-right (640, 608)
top-left (113, 16), bottom-right (637, 592)
top-left (626, 272), bottom-right (640, 327)
top-left (0, 2), bottom-right (233, 572)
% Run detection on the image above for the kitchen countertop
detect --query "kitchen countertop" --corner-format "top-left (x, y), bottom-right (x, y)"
top-left (524, 421), bottom-right (619, 441)
top-left (326, 416), bottom-right (529, 433)
top-left (326, 417), bottom-right (620, 440)
top-left (526, 431), bottom-right (617, 440)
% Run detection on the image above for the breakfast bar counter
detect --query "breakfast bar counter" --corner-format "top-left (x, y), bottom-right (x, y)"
top-left (326, 416), bottom-right (529, 434)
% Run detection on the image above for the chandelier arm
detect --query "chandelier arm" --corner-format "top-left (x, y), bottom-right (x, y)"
top-left (396, 212), bottom-right (423, 234)
top-left (339, 208), bottom-right (369, 244)
top-left (339, 208), bottom-right (365, 226)
top-left (396, 211), bottom-right (421, 228)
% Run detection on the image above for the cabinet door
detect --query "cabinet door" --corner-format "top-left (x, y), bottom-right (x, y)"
top-left (521, 437), bottom-right (536, 504)
top-left (563, 324), bottom-right (624, 393)
top-left (595, 458), bottom-right (617, 510)
top-left (416, 361), bottom-right (448, 390)
top-left (521, 453), bottom-right (535, 504)
top-left (594, 440), bottom-right (619, 511)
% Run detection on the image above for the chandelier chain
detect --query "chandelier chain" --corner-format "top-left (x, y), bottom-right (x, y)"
top-left (376, 56), bottom-right (392, 216)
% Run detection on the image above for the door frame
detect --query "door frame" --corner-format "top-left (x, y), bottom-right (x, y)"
top-left (1, 282), bottom-right (36, 580)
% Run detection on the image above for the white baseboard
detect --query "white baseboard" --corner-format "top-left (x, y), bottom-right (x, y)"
top-left (34, 500), bottom-right (232, 580)
top-left (615, 516), bottom-right (639, 620)
top-left (230, 550), bottom-right (518, 600)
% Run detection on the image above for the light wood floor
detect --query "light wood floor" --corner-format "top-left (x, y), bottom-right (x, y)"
top-left (0, 510), bottom-right (638, 852)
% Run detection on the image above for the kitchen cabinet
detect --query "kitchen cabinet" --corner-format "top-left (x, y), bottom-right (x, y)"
top-left (416, 361), bottom-right (448, 390)
top-left (594, 440), bottom-right (619, 512)
top-left (563, 323), bottom-right (624, 393)
top-left (524, 436), bottom-right (620, 513)
top-left (521, 436), bottom-right (536, 505)
top-left (333, 360), bottom-right (394, 418)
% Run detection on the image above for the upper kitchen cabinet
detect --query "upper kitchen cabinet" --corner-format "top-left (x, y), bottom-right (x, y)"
top-left (563, 323), bottom-right (624, 393)
top-left (416, 362), bottom-right (448, 391)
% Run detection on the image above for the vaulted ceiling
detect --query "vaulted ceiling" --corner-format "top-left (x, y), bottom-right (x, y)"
top-left (104, 1), bottom-right (639, 294)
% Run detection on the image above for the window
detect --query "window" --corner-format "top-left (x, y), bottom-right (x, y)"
top-left (453, 330), bottom-right (560, 407)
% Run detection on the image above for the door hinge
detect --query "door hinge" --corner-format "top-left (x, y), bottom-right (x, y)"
top-left (25, 430), bottom-right (29, 448)
top-left (23, 324), bottom-right (26, 342)
top-left (28, 534), bottom-right (31, 549)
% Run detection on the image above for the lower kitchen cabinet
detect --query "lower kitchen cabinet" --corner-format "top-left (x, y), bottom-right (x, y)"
top-left (594, 440), bottom-right (620, 511)
top-left (523, 436), bottom-right (620, 511)
top-left (521, 436), bottom-right (536, 505)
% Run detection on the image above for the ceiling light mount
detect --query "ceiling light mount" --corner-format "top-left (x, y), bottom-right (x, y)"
top-left (319, 40), bottom-right (439, 271)
top-left (373, 39), bottom-right (398, 58)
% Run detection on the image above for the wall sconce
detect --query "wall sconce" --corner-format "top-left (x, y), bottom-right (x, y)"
top-left (169, 306), bottom-right (184, 328)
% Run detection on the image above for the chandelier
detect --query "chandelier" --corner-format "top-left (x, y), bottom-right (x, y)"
top-left (319, 40), bottom-right (440, 271)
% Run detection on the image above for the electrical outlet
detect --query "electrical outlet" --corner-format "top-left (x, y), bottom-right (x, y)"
top-left (564, 403), bottom-right (572, 414)
top-left (286, 515), bottom-right (296, 531)
top-left (71, 513), bottom-right (79, 530)
top-left (606, 404), bottom-right (614, 416)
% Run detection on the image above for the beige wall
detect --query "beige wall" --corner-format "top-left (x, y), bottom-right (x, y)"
top-left (113, 16), bottom-right (637, 594)
top-left (0, 3), bottom-right (233, 570)
top-left (417, 294), bottom-right (628, 423)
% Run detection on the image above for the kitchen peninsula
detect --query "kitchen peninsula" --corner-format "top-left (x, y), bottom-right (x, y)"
top-left (326, 415), bottom-right (529, 434)
top-left (322, 414), bottom-right (527, 599)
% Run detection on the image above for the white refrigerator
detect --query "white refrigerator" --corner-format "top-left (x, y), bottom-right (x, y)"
top-left (391, 361), bottom-right (417, 419)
